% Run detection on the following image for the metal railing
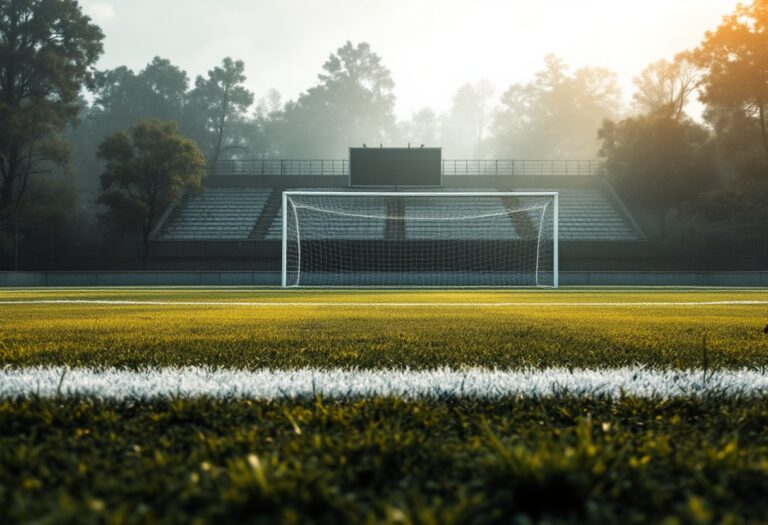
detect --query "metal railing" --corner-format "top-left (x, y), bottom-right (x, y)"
top-left (442, 159), bottom-right (600, 177)
top-left (211, 159), bottom-right (349, 177)
top-left (209, 159), bottom-right (602, 177)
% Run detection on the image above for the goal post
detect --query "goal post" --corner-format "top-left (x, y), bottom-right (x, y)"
top-left (282, 191), bottom-right (559, 288)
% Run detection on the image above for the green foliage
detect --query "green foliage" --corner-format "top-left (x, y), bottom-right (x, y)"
top-left (689, 1), bottom-right (768, 221)
top-left (692, 0), bottom-right (768, 163)
top-left (441, 81), bottom-right (495, 157)
top-left (70, 56), bottom-right (196, 200)
top-left (692, 181), bottom-right (768, 223)
top-left (187, 57), bottom-right (255, 164)
top-left (97, 120), bottom-right (205, 253)
top-left (632, 58), bottom-right (699, 119)
top-left (400, 107), bottom-right (440, 149)
top-left (599, 113), bottom-right (716, 215)
top-left (1, 396), bottom-right (768, 524)
top-left (1, 289), bottom-right (767, 370)
top-left (0, 0), bottom-right (103, 211)
top-left (273, 42), bottom-right (398, 157)
top-left (493, 55), bottom-right (622, 159)
top-left (92, 58), bottom-right (190, 128)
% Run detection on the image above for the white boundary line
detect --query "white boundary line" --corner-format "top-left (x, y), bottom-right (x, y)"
top-left (3, 366), bottom-right (768, 399)
top-left (0, 300), bottom-right (766, 307)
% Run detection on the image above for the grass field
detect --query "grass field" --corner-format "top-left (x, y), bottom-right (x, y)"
top-left (2, 287), bottom-right (768, 524)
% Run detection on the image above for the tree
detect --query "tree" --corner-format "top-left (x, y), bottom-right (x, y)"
top-left (493, 55), bottom-right (621, 158)
top-left (692, 0), bottom-right (768, 160)
top-left (441, 81), bottom-right (495, 157)
top-left (0, 0), bottom-right (104, 211)
top-left (97, 120), bottom-right (205, 257)
top-left (632, 58), bottom-right (699, 119)
top-left (187, 58), bottom-right (254, 167)
top-left (400, 108), bottom-right (439, 148)
top-left (240, 89), bottom-right (283, 159)
top-left (73, 57), bottom-right (190, 195)
top-left (273, 41), bottom-right (397, 157)
top-left (91, 57), bottom-right (189, 127)
top-left (599, 113), bottom-right (716, 238)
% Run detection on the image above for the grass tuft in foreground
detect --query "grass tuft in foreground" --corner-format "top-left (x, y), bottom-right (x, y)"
top-left (2, 396), bottom-right (768, 524)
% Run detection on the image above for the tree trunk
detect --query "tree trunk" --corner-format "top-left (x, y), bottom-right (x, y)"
top-left (212, 128), bottom-right (224, 171)
top-left (0, 150), bottom-right (17, 210)
top-left (758, 101), bottom-right (768, 161)
top-left (210, 88), bottom-right (231, 172)
top-left (142, 203), bottom-right (155, 261)
top-left (0, 173), bottom-right (14, 210)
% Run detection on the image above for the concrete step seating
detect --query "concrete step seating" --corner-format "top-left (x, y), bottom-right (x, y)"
top-left (555, 188), bottom-right (639, 241)
top-left (260, 187), bottom-right (642, 243)
top-left (156, 188), bottom-right (272, 241)
top-left (268, 208), bottom-right (387, 240)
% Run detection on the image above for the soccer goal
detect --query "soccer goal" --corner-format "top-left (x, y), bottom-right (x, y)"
top-left (282, 191), bottom-right (558, 288)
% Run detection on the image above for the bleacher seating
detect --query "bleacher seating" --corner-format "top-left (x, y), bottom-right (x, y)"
top-left (157, 186), bottom-right (642, 243)
top-left (556, 189), bottom-right (640, 241)
top-left (265, 208), bottom-right (282, 240)
top-left (266, 188), bottom-right (642, 242)
top-left (154, 188), bottom-right (272, 241)
top-left (403, 197), bottom-right (523, 240)
top-left (267, 204), bottom-right (386, 240)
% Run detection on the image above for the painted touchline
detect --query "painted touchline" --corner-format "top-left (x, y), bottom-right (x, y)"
top-left (2, 366), bottom-right (768, 399)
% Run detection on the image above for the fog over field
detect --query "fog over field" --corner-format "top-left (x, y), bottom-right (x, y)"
top-left (81, 0), bottom-right (739, 117)
top-left (2, 2), bottom-right (768, 521)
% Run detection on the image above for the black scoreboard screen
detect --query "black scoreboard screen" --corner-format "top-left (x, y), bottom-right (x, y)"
top-left (349, 147), bottom-right (442, 187)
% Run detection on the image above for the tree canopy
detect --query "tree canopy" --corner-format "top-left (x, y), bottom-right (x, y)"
top-left (600, 114), bottom-right (715, 207)
top-left (98, 120), bottom-right (205, 255)
top-left (693, 0), bottom-right (768, 161)
top-left (0, 0), bottom-right (103, 211)
top-left (92, 57), bottom-right (189, 130)
top-left (187, 58), bottom-right (255, 166)
top-left (493, 55), bottom-right (621, 159)
top-left (441, 81), bottom-right (495, 157)
top-left (632, 58), bottom-right (698, 119)
top-left (272, 41), bottom-right (397, 157)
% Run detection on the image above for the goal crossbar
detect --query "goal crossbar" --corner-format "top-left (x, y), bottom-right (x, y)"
top-left (281, 191), bottom-right (559, 288)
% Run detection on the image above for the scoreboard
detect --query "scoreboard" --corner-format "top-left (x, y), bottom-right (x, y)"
top-left (349, 147), bottom-right (442, 187)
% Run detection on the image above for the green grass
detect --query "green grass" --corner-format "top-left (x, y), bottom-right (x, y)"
top-left (3, 396), bottom-right (768, 524)
top-left (2, 288), bottom-right (767, 370)
top-left (3, 287), bottom-right (768, 524)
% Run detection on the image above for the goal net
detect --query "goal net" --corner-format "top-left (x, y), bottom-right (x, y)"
top-left (282, 191), bottom-right (558, 288)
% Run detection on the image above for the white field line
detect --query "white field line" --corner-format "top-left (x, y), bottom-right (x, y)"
top-left (2, 367), bottom-right (768, 399)
top-left (0, 300), bottom-right (767, 307)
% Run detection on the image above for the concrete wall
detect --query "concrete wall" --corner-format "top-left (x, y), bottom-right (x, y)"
top-left (2, 271), bottom-right (767, 287)
top-left (0, 271), bottom-right (279, 287)
top-left (562, 271), bottom-right (768, 287)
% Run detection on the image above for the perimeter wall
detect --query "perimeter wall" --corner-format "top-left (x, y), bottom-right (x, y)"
top-left (2, 271), bottom-right (767, 287)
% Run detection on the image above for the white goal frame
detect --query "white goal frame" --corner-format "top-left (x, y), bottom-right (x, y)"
top-left (281, 191), bottom-right (559, 288)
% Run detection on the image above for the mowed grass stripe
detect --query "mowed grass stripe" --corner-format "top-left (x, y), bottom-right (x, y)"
top-left (4, 366), bottom-right (768, 399)
top-left (2, 290), bottom-right (767, 371)
top-left (1, 287), bottom-right (767, 304)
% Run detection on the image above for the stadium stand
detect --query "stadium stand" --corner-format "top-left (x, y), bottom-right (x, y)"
top-left (557, 188), bottom-right (640, 241)
top-left (148, 160), bottom-right (646, 271)
top-left (155, 188), bottom-right (272, 241)
top-left (259, 188), bottom-right (642, 242)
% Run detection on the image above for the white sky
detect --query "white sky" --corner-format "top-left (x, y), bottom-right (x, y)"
top-left (81, 0), bottom-right (740, 119)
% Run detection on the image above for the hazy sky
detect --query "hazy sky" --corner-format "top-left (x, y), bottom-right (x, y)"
top-left (81, 0), bottom-right (740, 119)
